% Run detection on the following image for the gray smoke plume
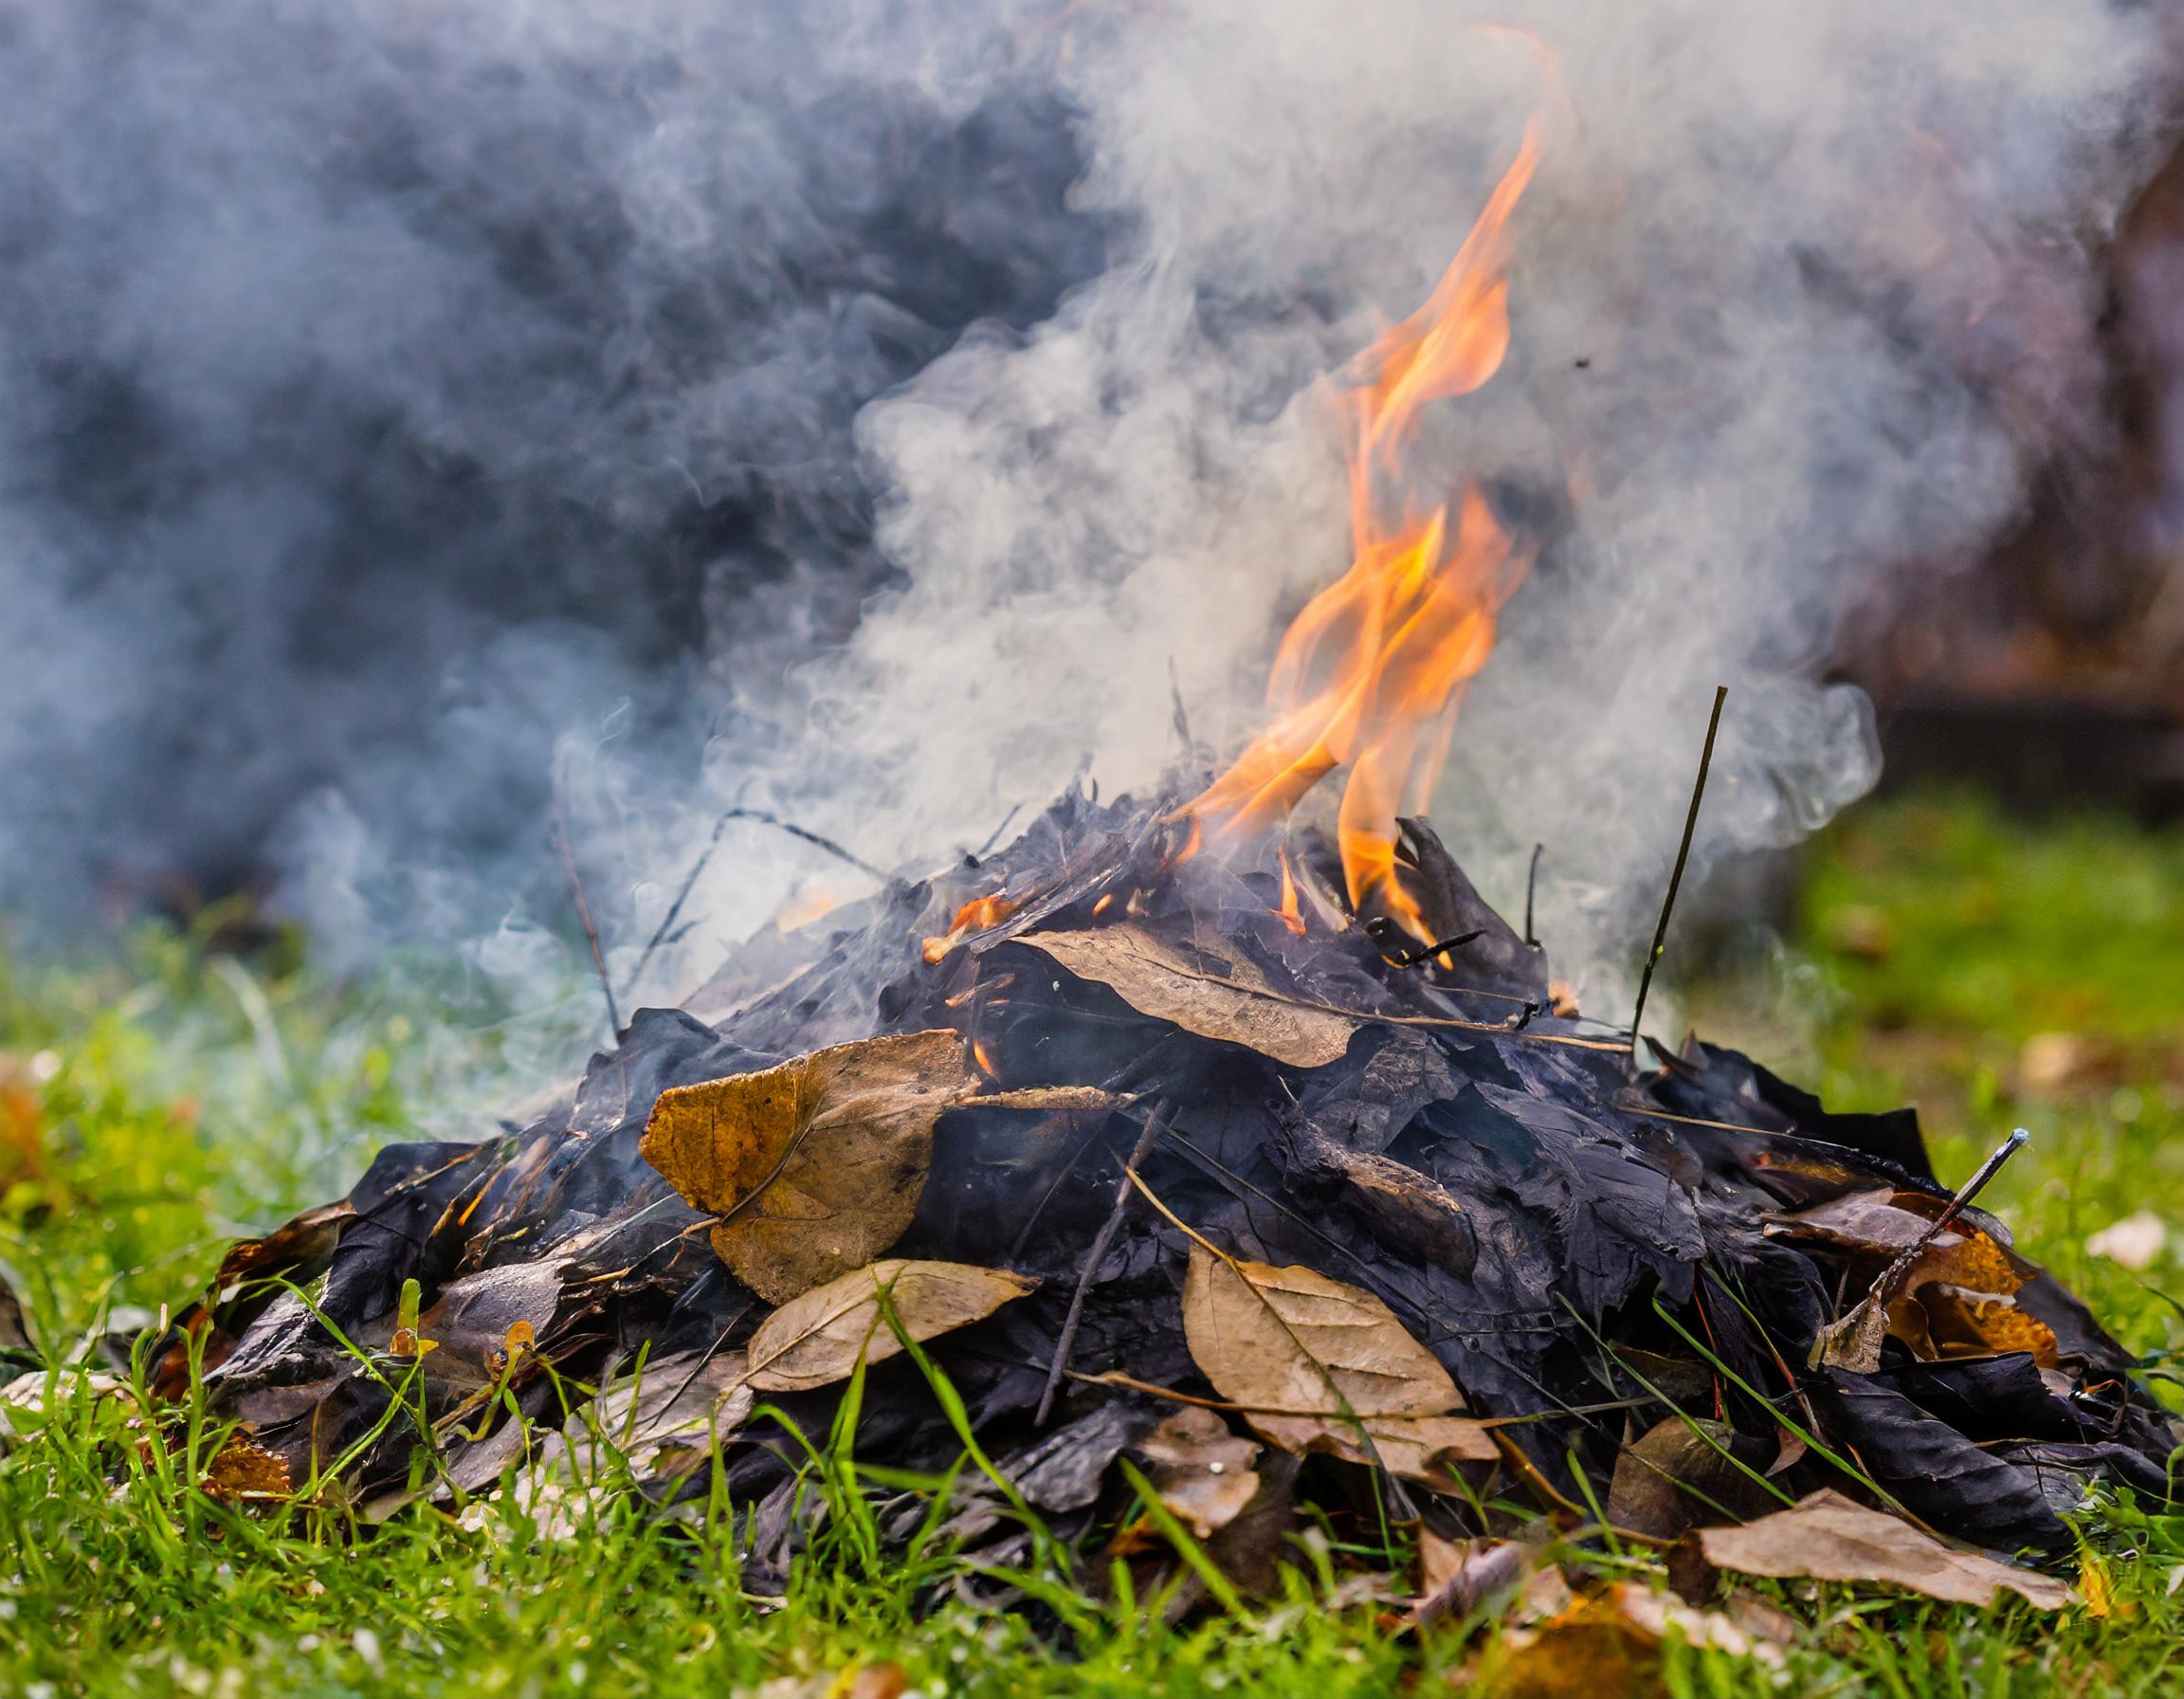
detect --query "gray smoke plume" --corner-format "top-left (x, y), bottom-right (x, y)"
top-left (0, 0), bottom-right (1101, 941)
top-left (2, 0), bottom-right (2174, 1011)
top-left (738, 0), bottom-right (2175, 998)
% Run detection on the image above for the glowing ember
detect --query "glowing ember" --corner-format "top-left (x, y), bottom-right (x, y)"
top-left (921, 893), bottom-right (1019, 964)
top-left (1181, 124), bottom-right (1540, 941)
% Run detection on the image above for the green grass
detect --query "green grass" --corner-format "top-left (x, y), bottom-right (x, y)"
top-left (4, 789), bottom-right (2184, 1698)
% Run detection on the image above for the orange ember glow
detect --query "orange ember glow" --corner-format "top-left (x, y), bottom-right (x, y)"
top-left (1181, 125), bottom-right (1540, 941)
top-left (920, 893), bottom-right (1019, 964)
top-left (972, 1036), bottom-right (996, 1076)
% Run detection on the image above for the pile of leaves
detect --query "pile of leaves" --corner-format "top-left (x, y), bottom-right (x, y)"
top-left (145, 786), bottom-right (2178, 1612)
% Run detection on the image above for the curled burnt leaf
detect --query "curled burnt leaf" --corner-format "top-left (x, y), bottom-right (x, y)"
top-left (1017, 925), bottom-right (1358, 1068)
top-left (641, 1031), bottom-right (972, 1305)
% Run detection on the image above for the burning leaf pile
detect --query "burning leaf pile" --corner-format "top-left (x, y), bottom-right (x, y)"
top-left (144, 116), bottom-right (2177, 1620)
top-left (155, 788), bottom-right (2175, 1595)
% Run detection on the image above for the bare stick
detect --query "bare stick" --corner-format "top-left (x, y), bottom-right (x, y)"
top-left (555, 813), bottom-right (621, 1038)
top-left (1370, 923), bottom-right (1486, 969)
top-left (1522, 843), bottom-right (1543, 945)
top-left (628, 805), bottom-right (888, 995)
top-left (1811, 1128), bottom-right (2029, 1371)
top-left (1876, 1128), bottom-right (2029, 1288)
top-left (1628, 685), bottom-right (1727, 1063)
top-left (967, 803), bottom-right (1023, 868)
top-left (1033, 1105), bottom-right (1169, 1426)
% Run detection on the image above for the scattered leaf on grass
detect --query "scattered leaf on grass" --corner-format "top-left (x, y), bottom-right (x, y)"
top-left (1411, 1533), bottom-right (1529, 1627)
top-left (1690, 1489), bottom-right (2073, 1609)
top-left (641, 1031), bottom-right (973, 1304)
top-left (202, 1432), bottom-right (293, 1501)
top-left (1133, 1405), bottom-right (1261, 1539)
top-left (1179, 1244), bottom-right (1495, 1486)
top-left (1485, 1580), bottom-right (1784, 1696)
top-left (1018, 926), bottom-right (1358, 1068)
top-left (745, 1259), bottom-right (1038, 1393)
top-left (2086, 1209), bottom-right (2167, 1271)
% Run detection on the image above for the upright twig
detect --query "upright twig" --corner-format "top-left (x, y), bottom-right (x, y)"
top-left (965, 802), bottom-right (1023, 868)
top-left (1034, 1105), bottom-right (1170, 1426)
top-left (554, 812), bottom-right (621, 1038)
top-left (1627, 685), bottom-right (1727, 1064)
top-left (1169, 655), bottom-right (1195, 754)
top-left (1522, 843), bottom-right (1543, 946)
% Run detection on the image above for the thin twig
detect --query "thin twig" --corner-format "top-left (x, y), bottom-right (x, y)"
top-left (1522, 843), bottom-right (1543, 945)
top-left (555, 813), bottom-right (621, 1038)
top-left (1375, 926), bottom-right (1486, 969)
top-left (965, 803), bottom-right (1024, 868)
top-left (1628, 685), bottom-right (1727, 1063)
top-left (1811, 1128), bottom-right (2030, 1370)
top-left (628, 805), bottom-right (888, 995)
top-left (1033, 1105), bottom-right (1170, 1426)
top-left (1869, 1128), bottom-right (2029, 1301)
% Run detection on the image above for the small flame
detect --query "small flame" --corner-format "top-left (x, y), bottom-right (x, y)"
top-left (972, 1036), bottom-right (996, 1076)
top-left (921, 893), bottom-right (1019, 964)
top-left (1092, 892), bottom-right (1116, 919)
top-left (1275, 849), bottom-right (1306, 936)
top-left (1170, 814), bottom-right (1204, 868)
top-left (1180, 124), bottom-right (1540, 941)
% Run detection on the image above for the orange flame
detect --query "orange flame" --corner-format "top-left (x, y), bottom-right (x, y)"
top-left (1181, 125), bottom-right (1540, 941)
top-left (1275, 849), bottom-right (1306, 936)
top-left (920, 893), bottom-right (1019, 965)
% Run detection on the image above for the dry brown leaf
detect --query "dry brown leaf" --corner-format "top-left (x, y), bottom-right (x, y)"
top-left (1134, 1405), bottom-right (1261, 1540)
top-left (1607, 1416), bottom-right (1779, 1542)
top-left (1484, 1580), bottom-right (1783, 1697)
top-left (1411, 1533), bottom-right (1529, 1627)
top-left (203, 1432), bottom-right (293, 1501)
top-left (1179, 1244), bottom-right (1495, 1486)
top-left (1692, 1489), bottom-right (2073, 1610)
top-left (1017, 926), bottom-right (1358, 1068)
top-left (641, 1030), bottom-right (973, 1304)
top-left (745, 1258), bottom-right (1038, 1393)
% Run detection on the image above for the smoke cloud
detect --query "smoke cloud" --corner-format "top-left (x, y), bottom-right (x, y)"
top-left (0, 0), bottom-right (1101, 940)
top-left (780, 0), bottom-right (2175, 990)
top-left (3, 0), bottom-right (2174, 1004)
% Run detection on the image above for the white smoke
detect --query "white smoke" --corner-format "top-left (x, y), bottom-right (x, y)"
top-left (708, 0), bottom-right (2173, 994)
top-left (3, 0), bottom-right (2173, 1014)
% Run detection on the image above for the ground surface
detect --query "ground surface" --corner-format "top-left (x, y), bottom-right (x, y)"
top-left (3, 789), bottom-right (2182, 1698)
